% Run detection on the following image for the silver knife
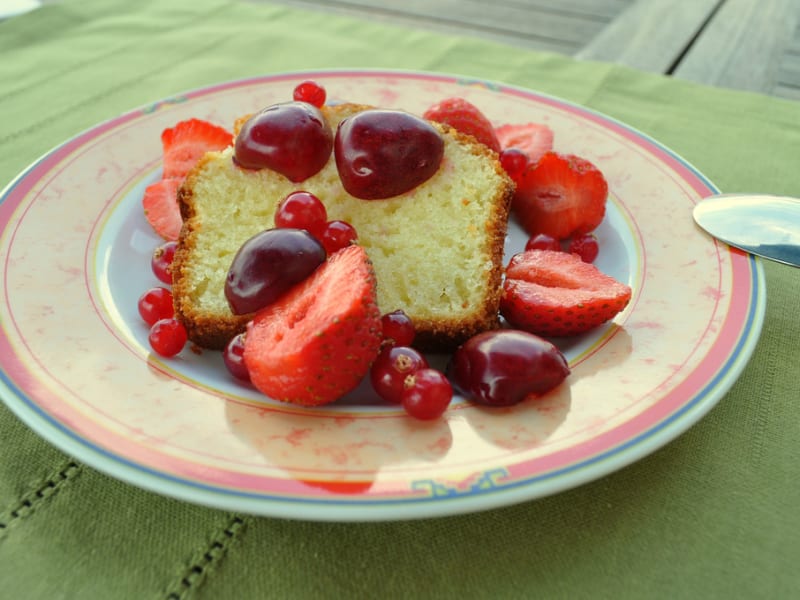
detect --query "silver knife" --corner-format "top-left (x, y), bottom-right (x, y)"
top-left (693, 194), bottom-right (800, 268)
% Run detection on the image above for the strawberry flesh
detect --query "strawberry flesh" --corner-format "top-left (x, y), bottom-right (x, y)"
top-left (142, 178), bottom-right (183, 241)
top-left (243, 245), bottom-right (383, 406)
top-left (513, 151), bottom-right (607, 240)
top-left (144, 119), bottom-right (233, 240)
top-left (501, 249), bottom-right (631, 337)
top-left (495, 122), bottom-right (554, 165)
top-left (161, 118), bottom-right (233, 180)
top-left (423, 97), bottom-right (501, 153)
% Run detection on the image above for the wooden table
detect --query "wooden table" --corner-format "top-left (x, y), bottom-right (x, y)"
top-left (261, 0), bottom-right (800, 100)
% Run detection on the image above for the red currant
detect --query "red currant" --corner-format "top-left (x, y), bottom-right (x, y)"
top-left (292, 80), bottom-right (327, 108)
top-left (525, 233), bottom-right (560, 252)
top-left (568, 233), bottom-right (600, 263)
top-left (148, 318), bottom-right (187, 357)
top-left (370, 345), bottom-right (428, 404)
top-left (401, 368), bottom-right (452, 420)
top-left (381, 309), bottom-right (415, 347)
top-left (274, 191), bottom-right (328, 239)
top-left (223, 333), bottom-right (250, 381)
top-left (151, 240), bottom-right (177, 285)
top-left (320, 220), bottom-right (357, 254)
top-left (499, 148), bottom-right (529, 182)
top-left (138, 287), bottom-right (174, 325)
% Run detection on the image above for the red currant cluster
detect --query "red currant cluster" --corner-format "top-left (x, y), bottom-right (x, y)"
top-left (223, 304), bottom-right (452, 420)
top-left (369, 311), bottom-right (453, 420)
top-left (274, 191), bottom-right (356, 255)
top-left (137, 241), bottom-right (188, 357)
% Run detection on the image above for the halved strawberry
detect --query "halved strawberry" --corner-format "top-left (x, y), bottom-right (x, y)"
top-left (142, 178), bottom-right (183, 241)
top-left (501, 249), bottom-right (631, 337)
top-left (144, 119), bottom-right (233, 240)
top-left (423, 97), bottom-right (501, 153)
top-left (495, 122), bottom-right (554, 165)
top-left (243, 245), bottom-right (383, 406)
top-left (513, 151), bottom-right (607, 240)
top-left (161, 118), bottom-right (233, 180)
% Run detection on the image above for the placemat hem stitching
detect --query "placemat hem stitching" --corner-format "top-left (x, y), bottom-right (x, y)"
top-left (0, 460), bottom-right (81, 534)
top-left (165, 514), bottom-right (246, 600)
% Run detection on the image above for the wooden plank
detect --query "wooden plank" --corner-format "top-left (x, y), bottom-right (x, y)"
top-left (320, 0), bottom-right (604, 42)
top-left (774, 83), bottom-right (800, 99)
top-left (257, 0), bottom-right (628, 52)
top-left (575, 0), bottom-right (720, 73)
top-left (672, 0), bottom-right (800, 94)
top-left (777, 44), bottom-right (800, 81)
top-left (490, 0), bottom-right (630, 20)
top-left (766, 14), bottom-right (800, 99)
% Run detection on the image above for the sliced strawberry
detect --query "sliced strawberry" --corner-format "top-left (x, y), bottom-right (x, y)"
top-left (161, 118), bottom-right (233, 180)
top-left (243, 245), bottom-right (383, 406)
top-left (495, 122), bottom-right (554, 165)
top-left (513, 151), bottom-right (607, 240)
top-left (501, 249), bottom-right (631, 337)
top-left (144, 119), bottom-right (233, 239)
top-left (142, 178), bottom-right (183, 241)
top-left (423, 97), bottom-right (501, 153)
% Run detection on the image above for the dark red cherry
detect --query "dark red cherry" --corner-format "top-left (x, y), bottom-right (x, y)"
top-left (449, 330), bottom-right (570, 406)
top-left (233, 101), bottom-right (333, 182)
top-left (224, 228), bottom-right (326, 315)
top-left (334, 109), bottom-right (444, 199)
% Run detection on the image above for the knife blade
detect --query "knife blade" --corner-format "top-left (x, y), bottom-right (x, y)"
top-left (692, 194), bottom-right (800, 268)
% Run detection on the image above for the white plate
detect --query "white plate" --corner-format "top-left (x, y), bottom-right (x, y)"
top-left (0, 69), bottom-right (765, 521)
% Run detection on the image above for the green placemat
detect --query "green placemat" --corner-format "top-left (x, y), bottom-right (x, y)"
top-left (2, 1), bottom-right (799, 598)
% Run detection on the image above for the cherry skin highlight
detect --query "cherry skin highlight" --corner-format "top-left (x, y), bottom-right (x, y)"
top-left (234, 101), bottom-right (333, 182)
top-left (334, 109), bottom-right (444, 199)
top-left (225, 228), bottom-right (326, 315)
top-left (449, 329), bottom-right (570, 406)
